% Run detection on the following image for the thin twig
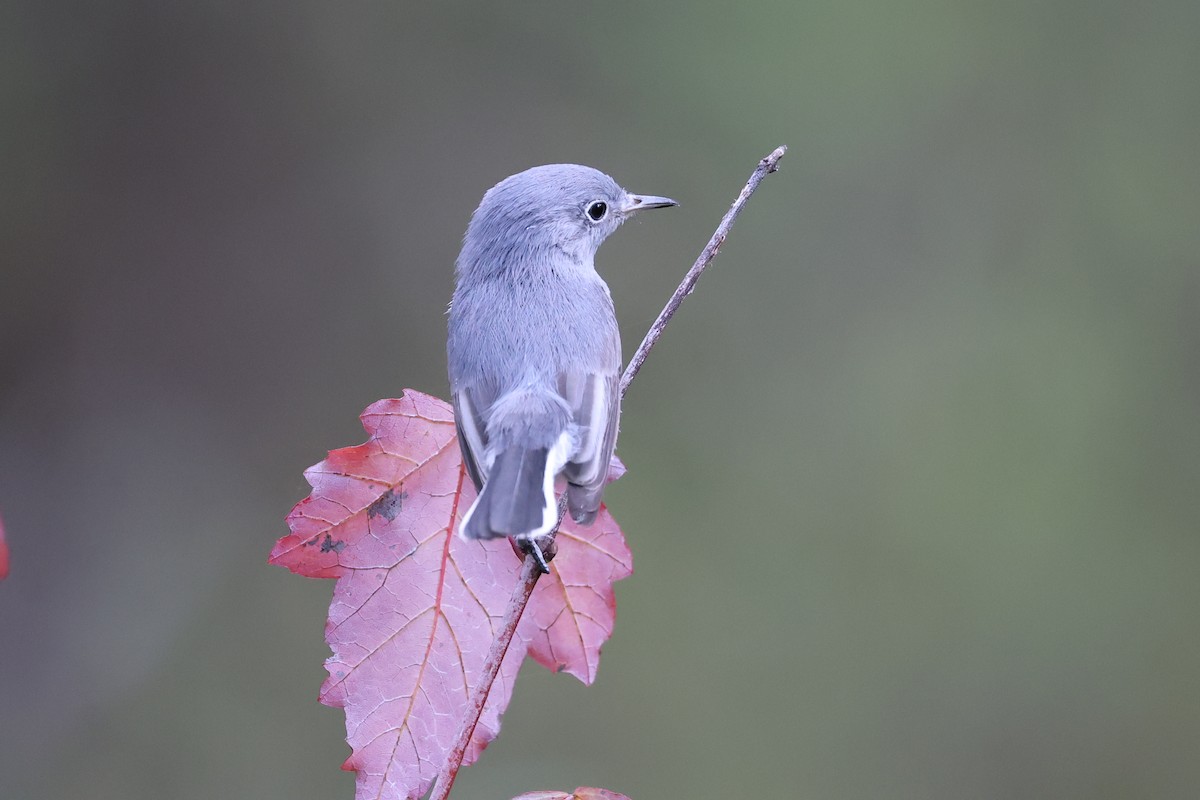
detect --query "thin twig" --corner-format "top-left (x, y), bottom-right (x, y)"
top-left (429, 552), bottom-right (542, 800)
top-left (430, 146), bottom-right (787, 799)
top-left (621, 145), bottom-right (788, 399)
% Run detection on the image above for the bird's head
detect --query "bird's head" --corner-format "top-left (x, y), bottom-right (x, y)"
top-left (460, 164), bottom-right (676, 273)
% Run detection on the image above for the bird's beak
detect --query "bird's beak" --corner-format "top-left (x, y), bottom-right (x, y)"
top-left (621, 194), bottom-right (679, 214)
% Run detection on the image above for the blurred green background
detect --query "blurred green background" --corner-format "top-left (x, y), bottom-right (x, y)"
top-left (2, 2), bottom-right (1198, 798)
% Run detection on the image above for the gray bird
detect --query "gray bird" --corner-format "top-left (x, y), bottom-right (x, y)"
top-left (448, 164), bottom-right (676, 549)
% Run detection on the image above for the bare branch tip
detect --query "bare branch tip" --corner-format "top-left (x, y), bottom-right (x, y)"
top-left (764, 145), bottom-right (788, 172)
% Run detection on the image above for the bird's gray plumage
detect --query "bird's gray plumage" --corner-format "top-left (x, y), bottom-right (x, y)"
top-left (447, 164), bottom-right (675, 541)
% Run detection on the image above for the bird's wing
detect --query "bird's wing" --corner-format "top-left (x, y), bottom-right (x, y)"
top-left (452, 382), bottom-right (495, 493)
top-left (560, 370), bottom-right (620, 494)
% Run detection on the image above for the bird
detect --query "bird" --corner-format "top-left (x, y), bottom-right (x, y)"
top-left (447, 164), bottom-right (676, 562)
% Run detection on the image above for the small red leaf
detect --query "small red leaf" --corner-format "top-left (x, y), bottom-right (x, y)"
top-left (270, 391), bottom-right (632, 800)
top-left (513, 788), bottom-right (632, 800)
top-left (520, 511), bottom-right (630, 683)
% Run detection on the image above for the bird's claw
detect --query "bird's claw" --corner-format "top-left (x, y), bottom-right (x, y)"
top-left (516, 535), bottom-right (554, 574)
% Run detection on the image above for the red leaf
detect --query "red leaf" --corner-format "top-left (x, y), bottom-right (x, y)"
top-left (513, 788), bottom-right (632, 800)
top-left (0, 512), bottom-right (8, 580)
top-left (270, 390), bottom-right (632, 800)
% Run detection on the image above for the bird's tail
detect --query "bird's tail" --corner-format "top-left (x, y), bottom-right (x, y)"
top-left (459, 446), bottom-right (557, 540)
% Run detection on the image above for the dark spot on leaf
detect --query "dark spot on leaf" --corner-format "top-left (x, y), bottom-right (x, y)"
top-left (556, 663), bottom-right (566, 673)
top-left (319, 534), bottom-right (346, 553)
top-left (367, 488), bottom-right (405, 521)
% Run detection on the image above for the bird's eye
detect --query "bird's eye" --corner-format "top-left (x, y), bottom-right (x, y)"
top-left (586, 201), bottom-right (608, 221)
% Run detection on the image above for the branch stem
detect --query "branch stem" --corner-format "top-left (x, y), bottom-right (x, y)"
top-left (621, 145), bottom-right (787, 399)
top-left (429, 553), bottom-right (543, 800)
top-left (431, 146), bottom-right (787, 799)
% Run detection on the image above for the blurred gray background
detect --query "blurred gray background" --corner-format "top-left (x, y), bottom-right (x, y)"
top-left (2, 2), bottom-right (1198, 798)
